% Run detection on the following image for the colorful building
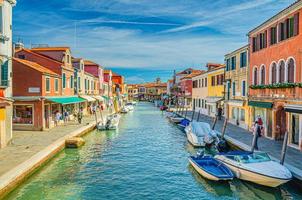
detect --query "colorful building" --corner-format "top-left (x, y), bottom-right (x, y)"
top-left (179, 71), bottom-right (202, 108)
top-left (84, 60), bottom-right (104, 95)
top-left (206, 63), bottom-right (225, 117)
top-left (224, 45), bottom-right (249, 129)
top-left (192, 70), bottom-right (208, 114)
top-left (248, 0), bottom-right (302, 149)
top-left (127, 84), bottom-right (139, 101)
top-left (0, 0), bottom-right (16, 147)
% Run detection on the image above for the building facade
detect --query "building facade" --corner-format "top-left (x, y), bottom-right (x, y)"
top-left (248, 0), bottom-right (302, 150)
top-left (192, 71), bottom-right (208, 115)
top-left (206, 63), bottom-right (225, 117)
top-left (225, 45), bottom-right (249, 129)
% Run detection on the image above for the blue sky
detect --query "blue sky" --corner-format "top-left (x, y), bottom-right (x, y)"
top-left (13, 0), bottom-right (295, 83)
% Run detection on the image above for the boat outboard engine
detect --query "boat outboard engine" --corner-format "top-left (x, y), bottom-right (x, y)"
top-left (217, 139), bottom-right (230, 153)
top-left (105, 119), bottom-right (111, 130)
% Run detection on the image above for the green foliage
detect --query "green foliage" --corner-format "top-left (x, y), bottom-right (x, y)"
top-left (250, 82), bottom-right (298, 89)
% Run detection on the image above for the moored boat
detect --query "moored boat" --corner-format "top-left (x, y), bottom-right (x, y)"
top-left (97, 114), bottom-right (121, 130)
top-left (189, 155), bottom-right (234, 181)
top-left (185, 122), bottom-right (218, 147)
top-left (177, 118), bottom-right (190, 131)
top-left (215, 151), bottom-right (292, 187)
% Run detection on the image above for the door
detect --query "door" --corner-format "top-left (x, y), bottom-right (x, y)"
top-left (44, 104), bottom-right (49, 129)
top-left (290, 114), bottom-right (300, 146)
top-left (276, 106), bottom-right (286, 140)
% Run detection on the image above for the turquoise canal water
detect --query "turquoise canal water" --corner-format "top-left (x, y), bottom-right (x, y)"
top-left (5, 103), bottom-right (302, 200)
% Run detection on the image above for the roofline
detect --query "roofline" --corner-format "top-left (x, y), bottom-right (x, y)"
top-left (248, 0), bottom-right (302, 36)
top-left (224, 44), bottom-right (249, 58)
top-left (17, 48), bottom-right (63, 65)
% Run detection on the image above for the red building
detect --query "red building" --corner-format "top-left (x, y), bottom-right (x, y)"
top-left (248, 1), bottom-right (302, 149)
top-left (84, 60), bottom-right (104, 95)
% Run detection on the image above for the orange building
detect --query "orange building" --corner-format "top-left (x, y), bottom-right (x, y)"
top-left (248, 1), bottom-right (302, 149)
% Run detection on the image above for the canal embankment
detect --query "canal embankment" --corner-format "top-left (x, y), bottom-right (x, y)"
top-left (176, 110), bottom-right (302, 182)
top-left (0, 110), bottom-right (110, 199)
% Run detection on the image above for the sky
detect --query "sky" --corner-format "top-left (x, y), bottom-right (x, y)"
top-left (13, 0), bottom-right (295, 83)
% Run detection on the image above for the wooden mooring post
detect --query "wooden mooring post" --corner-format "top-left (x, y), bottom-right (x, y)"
top-left (280, 131), bottom-right (289, 165)
top-left (211, 116), bottom-right (218, 130)
top-left (221, 118), bottom-right (228, 139)
top-left (251, 124), bottom-right (258, 152)
top-left (191, 109), bottom-right (195, 122)
top-left (184, 108), bottom-right (188, 119)
top-left (197, 110), bottom-right (201, 122)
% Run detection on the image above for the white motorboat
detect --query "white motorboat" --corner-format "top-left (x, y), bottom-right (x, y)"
top-left (125, 104), bottom-right (134, 111)
top-left (185, 122), bottom-right (218, 147)
top-left (97, 114), bottom-right (121, 130)
top-left (120, 107), bottom-right (129, 114)
top-left (169, 116), bottom-right (184, 123)
top-left (215, 151), bottom-right (292, 187)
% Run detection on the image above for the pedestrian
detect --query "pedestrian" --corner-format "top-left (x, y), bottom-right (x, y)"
top-left (217, 106), bottom-right (222, 120)
top-left (63, 109), bottom-right (69, 124)
top-left (54, 110), bottom-right (61, 126)
top-left (254, 115), bottom-right (263, 150)
top-left (77, 107), bottom-right (83, 124)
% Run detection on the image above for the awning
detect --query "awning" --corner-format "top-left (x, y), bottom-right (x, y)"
top-left (80, 95), bottom-right (96, 102)
top-left (102, 95), bottom-right (109, 100)
top-left (285, 104), bottom-right (302, 114)
top-left (205, 97), bottom-right (223, 103)
top-left (93, 95), bottom-right (104, 101)
top-left (226, 99), bottom-right (244, 107)
top-left (46, 97), bottom-right (85, 105)
top-left (248, 101), bottom-right (273, 108)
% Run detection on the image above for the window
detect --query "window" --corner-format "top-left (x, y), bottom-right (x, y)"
top-left (260, 65), bottom-right (265, 85)
top-left (279, 13), bottom-right (299, 42)
top-left (287, 58), bottom-right (295, 83)
top-left (232, 82), bottom-right (236, 96)
top-left (227, 81), bottom-right (231, 100)
top-left (45, 77), bottom-right (50, 92)
top-left (253, 67), bottom-right (258, 85)
top-left (232, 108), bottom-right (237, 120)
top-left (18, 55), bottom-right (25, 59)
top-left (226, 58), bottom-right (230, 71)
top-left (62, 73), bottom-right (66, 89)
top-left (240, 109), bottom-right (245, 121)
top-left (78, 77), bottom-right (81, 90)
top-left (271, 63), bottom-right (277, 84)
top-left (66, 55), bottom-right (70, 64)
top-left (259, 31), bottom-right (267, 49)
top-left (211, 76), bottom-right (215, 86)
top-left (198, 99), bottom-right (201, 107)
top-left (279, 61), bottom-right (285, 83)
top-left (70, 75), bottom-right (74, 89)
top-left (13, 105), bottom-right (33, 124)
top-left (202, 79), bottom-right (204, 87)
top-left (0, 6), bottom-right (2, 33)
top-left (55, 78), bottom-right (59, 92)
top-left (231, 56), bottom-right (236, 70)
top-left (252, 37), bottom-right (257, 52)
top-left (242, 80), bottom-right (246, 97)
top-left (270, 27), bottom-right (277, 45)
top-left (205, 78), bottom-right (207, 87)
top-left (198, 79), bottom-right (201, 88)
top-left (202, 99), bottom-right (204, 108)
top-left (1, 60), bottom-right (8, 86)
top-left (240, 52), bottom-right (247, 68)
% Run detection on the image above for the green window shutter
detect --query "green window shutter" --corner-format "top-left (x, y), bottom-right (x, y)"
top-left (62, 73), bottom-right (66, 88)
top-left (1, 61), bottom-right (9, 86)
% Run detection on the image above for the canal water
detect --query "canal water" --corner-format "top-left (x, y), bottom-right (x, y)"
top-left (5, 102), bottom-right (302, 200)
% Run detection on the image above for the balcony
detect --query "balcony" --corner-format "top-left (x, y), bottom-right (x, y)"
top-left (249, 87), bottom-right (299, 100)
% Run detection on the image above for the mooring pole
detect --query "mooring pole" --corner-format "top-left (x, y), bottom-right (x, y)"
top-left (221, 118), bottom-right (228, 139)
top-left (211, 116), bottom-right (218, 130)
top-left (191, 108), bottom-right (195, 122)
top-left (251, 124), bottom-right (258, 152)
top-left (182, 105), bottom-right (185, 116)
top-left (197, 110), bottom-right (201, 122)
top-left (184, 108), bottom-right (188, 119)
top-left (280, 131), bottom-right (289, 165)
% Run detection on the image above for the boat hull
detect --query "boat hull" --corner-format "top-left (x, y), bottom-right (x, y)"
top-left (186, 132), bottom-right (205, 147)
top-left (189, 159), bottom-right (220, 181)
top-left (218, 160), bottom-right (291, 187)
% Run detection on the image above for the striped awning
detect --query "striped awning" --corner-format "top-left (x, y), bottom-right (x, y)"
top-left (285, 104), bottom-right (302, 114)
top-left (80, 95), bottom-right (96, 102)
top-left (46, 97), bottom-right (85, 105)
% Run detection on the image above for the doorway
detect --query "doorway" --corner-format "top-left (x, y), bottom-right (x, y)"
top-left (44, 104), bottom-right (50, 129)
top-left (276, 106), bottom-right (286, 140)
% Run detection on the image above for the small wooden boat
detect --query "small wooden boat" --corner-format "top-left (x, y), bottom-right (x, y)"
top-left (215, 151), bottom-right (292, 187)
top-left (189, 155), bottom-right (234, 181)
top-left (177, 118), bottom-right (190, 131)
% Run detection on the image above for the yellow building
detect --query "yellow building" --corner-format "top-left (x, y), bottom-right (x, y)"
top-left (206, 63), bottom-right (225, 117)
top-left (224, 45), bottom-right (249, 129)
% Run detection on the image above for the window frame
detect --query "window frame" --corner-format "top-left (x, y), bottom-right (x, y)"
top-left (54, 78), bottom-right (59, 93)
top-left (45, 77), bottom-right (51, 93)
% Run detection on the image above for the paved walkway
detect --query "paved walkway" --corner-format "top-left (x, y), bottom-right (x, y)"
top-left (177, 110), bottom-right (302, 179)
top-left (0, 110), bottom-right (109, 177)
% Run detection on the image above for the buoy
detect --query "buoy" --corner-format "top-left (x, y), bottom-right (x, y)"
top-left (65, 137), bottom-right (85, 148)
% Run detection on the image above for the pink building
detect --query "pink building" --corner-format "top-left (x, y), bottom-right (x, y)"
top-left (84, 60), bottom-right (104, 95)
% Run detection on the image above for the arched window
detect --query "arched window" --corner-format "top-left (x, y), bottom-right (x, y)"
top-left (287, 58), bottom-right (295, 83)
top-left (271, 63), bottom-right (277, 84)
top-left (253, 67), bottom-right (258, 85)
top-left (279, 61), bottom-right (285, 83)
top-left (260, 65), bottom-right (265, 85)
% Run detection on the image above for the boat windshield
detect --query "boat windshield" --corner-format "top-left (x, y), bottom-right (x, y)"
top-left (236, 152), bottom-right (271, 164)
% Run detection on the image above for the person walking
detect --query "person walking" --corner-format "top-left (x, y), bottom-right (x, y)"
top-left (54, 110), bottom-right (61, 126)
top-left (217, 106), bottom-right (222, 120)
top-left (77, 107), bottom-right (83, 124)
top-left (254, 115), bottom-right (263, 150)
top-left (63, 109), bottom-right (69, 124)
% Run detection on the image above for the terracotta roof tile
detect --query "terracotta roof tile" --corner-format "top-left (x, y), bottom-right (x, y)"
top-left (14, 58), bottom-right (59, 76)
top-left (31, 47), bottom-right (70, 51)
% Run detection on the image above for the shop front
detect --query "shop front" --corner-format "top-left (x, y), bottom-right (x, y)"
top-left (205, 97), bottom-right (223, 117)
top-left (248, 101), bottom-right (273, 138)
top-left (80, 95), bottom-right (96, 115)
top-left (284, 104), bottom-right (302, 150)
top-left (226, 100), bottom-right (249, 130)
